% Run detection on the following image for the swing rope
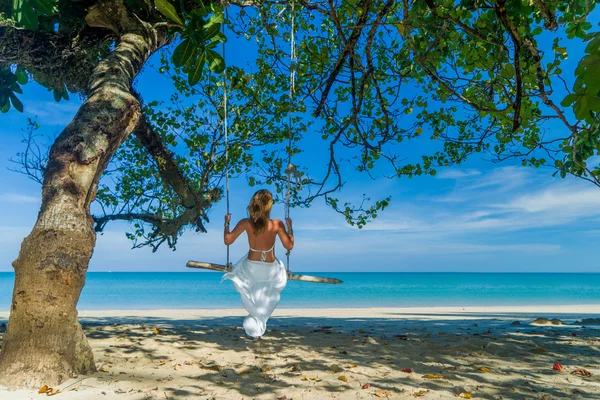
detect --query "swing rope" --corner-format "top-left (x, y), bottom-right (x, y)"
top-left (285, 0), bottom-right (297, 273)
top-left (223, 22), bottom-right (231, 271)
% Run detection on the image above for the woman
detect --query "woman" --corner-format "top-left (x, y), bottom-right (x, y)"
top-left (221, 189), bottom-right (294, 338)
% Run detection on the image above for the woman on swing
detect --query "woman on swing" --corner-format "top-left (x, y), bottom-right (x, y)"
top-left (221, 189), bottom-right (294, 338)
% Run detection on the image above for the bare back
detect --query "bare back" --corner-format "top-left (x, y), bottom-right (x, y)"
top-left (224, 217), bottom-right (294, 262)
top-left (247, 219), bottom-right (279, 262)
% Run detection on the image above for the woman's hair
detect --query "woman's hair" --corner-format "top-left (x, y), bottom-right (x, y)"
top-left (247, 189), bottom-right (273, 235)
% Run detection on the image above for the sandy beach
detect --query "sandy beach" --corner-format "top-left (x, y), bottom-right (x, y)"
top-left (1, 306), bottom-right (599, 399)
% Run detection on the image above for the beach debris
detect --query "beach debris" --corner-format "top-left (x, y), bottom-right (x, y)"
top-left (457, 393), bottom-right (473, 399)
top-left (153, 327), bottom-right (162, 335)
top-left (535, 345), bottom-right (549, 353)
top-left (231, 326), bottom-right (237, 331)
top-left (413, 389), bottom-right (429, 397)
top-left (291, 365), bottom-right (301, 372)
top-left (238, 367), bottom-right (259, 375)
top-left (301, 375), bottom-right (322, 382)
top-left (346, 364), bottom-right (358, 368)
top-left (401, 368), bottom-right (412, 373)
top-left (394, 334), bottom-right (409, 340)
top-left (362, 383), bottom-right (371, 389)
top-left (477, 367), bottom-right (490, 373)
top-left (571, 332), bottom-right (578, 337)
top-left (423, 373), bottom-right (444, 379)
top-left (338, 375), bottom-right (348, 382)
top-left (511, 321), bottom-right (521, 326)
top-left (375, 389), bottom-right (392, 397)
top-left (553, 362), bottom-right (563, 372)
top-left (570, 368), bottom-right (593, 378)
top-left (277, 396), bottom-right (291, 400)
top-left (38, 385), bottom-right (60, 396)
top-left (311, 326), bottom-right (333, 333)
top-left (327, 364), bottom-right (344, 373)
top-left (531, 318), bottom-right (565, 326)
top-left (339, 350), bottom-right (348, 354)
top-left (184, 360), bottom-right (224, 372)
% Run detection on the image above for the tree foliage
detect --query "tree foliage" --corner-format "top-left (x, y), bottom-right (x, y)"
top-left (3, 0), bottom-right (599, 249)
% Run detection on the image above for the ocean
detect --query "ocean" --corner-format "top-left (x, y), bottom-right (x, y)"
top-left (0, 272), bottom-right (599, 310)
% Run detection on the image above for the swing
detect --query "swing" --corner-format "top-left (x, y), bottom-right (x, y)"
top-left (186, 4), bottom-right (342, 285)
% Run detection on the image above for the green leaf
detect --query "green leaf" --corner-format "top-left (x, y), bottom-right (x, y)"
top-left (172, 39), bottom-right (196, 68)
top-left (10, 83), bottom-right (23, 94)
top-left (205, 10), bottom-right (225, 29)
top-left (154, 0), bottom-right (183, 26)
top-left (206, 49), bottom-right (225, 74)
top-left (30, 0), bottom-right (55, 15)
top-left (15, 70), bottom-right (28, 85)
top-left (560, 93), bottom-right (579, 107)
top-left (187, 53), bottom-right (205, 86)
top-left (9, 93), bottom-right (24, 112)
top-left (12, 0), bottom-right (39, 30)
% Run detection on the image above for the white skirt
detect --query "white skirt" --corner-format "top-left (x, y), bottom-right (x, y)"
top-left (221, 255), bottom-right (288, 337)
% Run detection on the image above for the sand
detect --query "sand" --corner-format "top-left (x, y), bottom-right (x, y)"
top-left (1, 306), bottom-right (599, 399)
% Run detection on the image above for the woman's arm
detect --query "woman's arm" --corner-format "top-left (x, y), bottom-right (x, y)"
top-left (276, 218), bottom-right (294, 251)
top-left (224, 215), bottom-right (247, 245)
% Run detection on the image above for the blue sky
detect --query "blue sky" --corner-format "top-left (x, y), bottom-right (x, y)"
top-left (1, 14), bottom-right (599, 273)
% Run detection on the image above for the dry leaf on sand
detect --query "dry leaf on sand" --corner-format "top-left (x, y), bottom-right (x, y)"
top-left (338, 375), bottom-right (348, 382)
top-left (413, 389), bottom-right (429, 397)
top-left (423, 373), bottom-right (444, 379)
top-left (570, 368), bottom-right (593, 377)
top-left (458, 393), bottom-right (473, 399)
top-left (477, 367), bottom-right (490, 372)
top-left (327, 364), bottom-right (344, 373)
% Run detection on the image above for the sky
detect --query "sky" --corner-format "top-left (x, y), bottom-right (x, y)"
top-left (1, 11), bottom-right (599, 273)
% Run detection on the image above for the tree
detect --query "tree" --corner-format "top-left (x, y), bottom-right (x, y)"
top-left (0, 0), bottom-right (597, 389)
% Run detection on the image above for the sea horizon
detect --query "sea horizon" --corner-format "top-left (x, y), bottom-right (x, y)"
top-left (2, 272), bottom-right (600, 311)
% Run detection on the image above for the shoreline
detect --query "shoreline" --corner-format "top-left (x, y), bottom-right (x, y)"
top-left (2, 304), bottom-right (600, 320)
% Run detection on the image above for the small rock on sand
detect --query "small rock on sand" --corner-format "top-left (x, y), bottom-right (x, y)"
top-left (530, 318), bottom-right (565, 326)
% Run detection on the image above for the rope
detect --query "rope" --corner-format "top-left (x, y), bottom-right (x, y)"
top-left (223, 23), bottom-right (231, 270)
top-left (284, 0), bottom-right (297, 272)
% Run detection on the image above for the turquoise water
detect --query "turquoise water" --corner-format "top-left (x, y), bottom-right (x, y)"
top-left (0, 272), bottom-right (599, 310)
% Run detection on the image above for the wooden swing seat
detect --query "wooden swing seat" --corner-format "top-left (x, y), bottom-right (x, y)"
top-left (186, 260), bottom-right (342, 284)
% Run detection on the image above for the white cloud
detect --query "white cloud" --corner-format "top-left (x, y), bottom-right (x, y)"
top-left (25, 100), bottom-right (81, 126)
top-left (436, 169), bottom-right (481, 180)
top-left (503, 186), bottom-right (600, 214)
top-left (0, 193), bottom-right (39, 203)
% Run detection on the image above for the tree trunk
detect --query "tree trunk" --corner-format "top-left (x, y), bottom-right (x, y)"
top-left (0, 23), bottom-right (168, 389)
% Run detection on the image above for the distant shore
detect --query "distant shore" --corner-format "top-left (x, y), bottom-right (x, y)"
top-left (1, 305), bottom-right (599, 399)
